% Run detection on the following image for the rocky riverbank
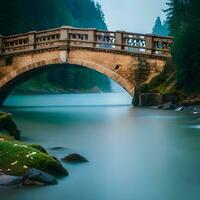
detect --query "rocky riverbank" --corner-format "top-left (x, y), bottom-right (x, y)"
top-left (133, 60), bottom-right (200, 107)
top-left (0, 111), bottom-right (68, 186)
top-left (0, 111), bottom-right (90, 187)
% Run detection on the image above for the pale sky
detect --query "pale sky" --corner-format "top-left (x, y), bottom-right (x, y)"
top-left (96, 0), bottom-right (168, 34)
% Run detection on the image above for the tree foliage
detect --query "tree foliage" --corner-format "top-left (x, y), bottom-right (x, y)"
top-left (0, 0), bottom-right (110, 92)
top-left (0, 0), bottom-right (107, 35)
top-left (165, 0), bottom-right (200, 90)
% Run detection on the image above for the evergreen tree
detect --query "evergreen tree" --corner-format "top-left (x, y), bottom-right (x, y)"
top-left (162, 21), bottom-right (170, 36)
top-left (152, 16), bottom-right (169, 36)
top-left (152, 17), bottom-right (163, 35)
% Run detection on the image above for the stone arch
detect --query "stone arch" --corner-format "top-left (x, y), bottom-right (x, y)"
top-left (0, 57), bottom-right (135, 105)
top-left (0, 58), bottom-right (135, 94)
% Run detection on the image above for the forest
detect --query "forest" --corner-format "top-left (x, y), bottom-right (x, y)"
top-left (0, 0), bottom-right (111, 93)
top-left (165, 0), bottom-right (200, 91)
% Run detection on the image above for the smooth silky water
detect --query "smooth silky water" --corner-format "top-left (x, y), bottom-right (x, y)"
top-left (1, 93), bottom-right (200, 200)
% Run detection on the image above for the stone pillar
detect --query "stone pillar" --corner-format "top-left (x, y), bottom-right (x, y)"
top-left (28, 31), bottom-right (36, 50)
top-left (146, 35), bottom-right (153, 54)
top-left (0, 35), bottom-right (3, 54)
top-left (88, 29), bottom-right (96, 47)
top-left (59, 26), bottom-right (70, 62)
top-left (60, 26), bottom-right (69, 41)
top-left (115, 31), bottom-right (123, 50)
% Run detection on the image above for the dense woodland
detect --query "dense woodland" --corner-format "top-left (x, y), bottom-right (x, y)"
top-left (165, 0), bottom-right (200, 91)
top-left (0, 0), bottom-right (111, 93)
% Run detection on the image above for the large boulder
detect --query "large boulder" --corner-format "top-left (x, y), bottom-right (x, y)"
top-left (22, 168), bottom-right (57, 186)
top-left (0, 140), bottom-right (68, 177)
top-left (62, 153), bottom-right (88, 163)
top-left (0, 175), bottom-right (22, 185)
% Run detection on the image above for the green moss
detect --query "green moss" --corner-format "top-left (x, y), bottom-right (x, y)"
top-left (29, 144), bottom-right (48, 154)
top-left (0, 140), bottom-right (68, 177)
top-left (0, 133), bottom-right (15, 141)
top-left (0, 112), bottom-right (20, 140)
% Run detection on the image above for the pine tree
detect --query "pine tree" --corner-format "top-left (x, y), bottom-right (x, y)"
top-left (152, 17), bottom-right (163, 35)
top-left (152, 17), bottom-right (169, 36)
top-left (162, 21), bottom-right (170, 36)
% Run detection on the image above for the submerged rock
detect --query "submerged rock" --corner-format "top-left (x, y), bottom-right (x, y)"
top-left (0, 175), bottom-right (22, 185)
top-left (22, 168), bottom-right (57, 186)
top-left (163, 102), bottom-right (176, 110)
top-left (62, 153), bottom-right (88, 163)
top-left (156, 102), bottom-right (177, 110)
top-left (49, 147), bottom-right (65, 150)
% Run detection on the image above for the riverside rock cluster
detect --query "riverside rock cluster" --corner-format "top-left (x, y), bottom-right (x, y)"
top-left (0, 112), bottom-right (88, 187)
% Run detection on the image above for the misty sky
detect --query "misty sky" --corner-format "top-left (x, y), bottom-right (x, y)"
top-left (96, 0), bottom-right (168, 33)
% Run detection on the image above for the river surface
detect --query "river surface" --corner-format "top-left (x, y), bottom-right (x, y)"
top-left (1, 93), bottom-right (200, 200)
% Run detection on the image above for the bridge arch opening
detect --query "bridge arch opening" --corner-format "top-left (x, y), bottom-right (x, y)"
top-left (0, 61), bottom-right (133, 106)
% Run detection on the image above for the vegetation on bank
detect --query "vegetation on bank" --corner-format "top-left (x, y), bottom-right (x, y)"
top-left (136, 59), bottom-right (200, 105)
top-left (141, 0), bottom-right (200, 105)
top-left (138, 60), bottom-right (176, 94)
top-left (0, 0), bottom-right (111, 93)
top-left (164, 0), bottom-right (200, 91)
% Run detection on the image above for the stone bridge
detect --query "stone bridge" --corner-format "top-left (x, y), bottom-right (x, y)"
top-left (0, 26), bottom-right (173, 105)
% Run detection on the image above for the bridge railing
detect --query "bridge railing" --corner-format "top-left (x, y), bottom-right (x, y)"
top-left (0, 26), bottom-right (173, 57)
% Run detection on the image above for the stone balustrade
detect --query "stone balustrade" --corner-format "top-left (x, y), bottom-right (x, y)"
top-left (0, 26), bottom-right (173, 57)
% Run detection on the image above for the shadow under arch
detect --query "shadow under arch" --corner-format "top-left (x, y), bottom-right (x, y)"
top-left (0, 58), bottom-right (135, 106)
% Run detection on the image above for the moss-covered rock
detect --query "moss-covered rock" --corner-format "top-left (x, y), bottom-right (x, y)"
top-left (0, 139), bottom-right (68, 177)
top-left (0, 112), bottom-right (20, 140)
top-left (0, 133), bottom-right (15, 141)
top-left (29, 144), bottom-right (48, 154)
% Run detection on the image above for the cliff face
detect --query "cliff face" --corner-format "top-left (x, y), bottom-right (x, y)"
top-left (0, 0), bottom-right (111, 93)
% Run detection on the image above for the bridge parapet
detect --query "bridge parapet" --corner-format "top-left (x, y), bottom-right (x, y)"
top-left (0, 26), bottom-right (173, 58)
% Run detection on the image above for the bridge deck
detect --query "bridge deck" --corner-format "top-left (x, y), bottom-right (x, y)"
top-left (0, 26), bottom-right (173, 58)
